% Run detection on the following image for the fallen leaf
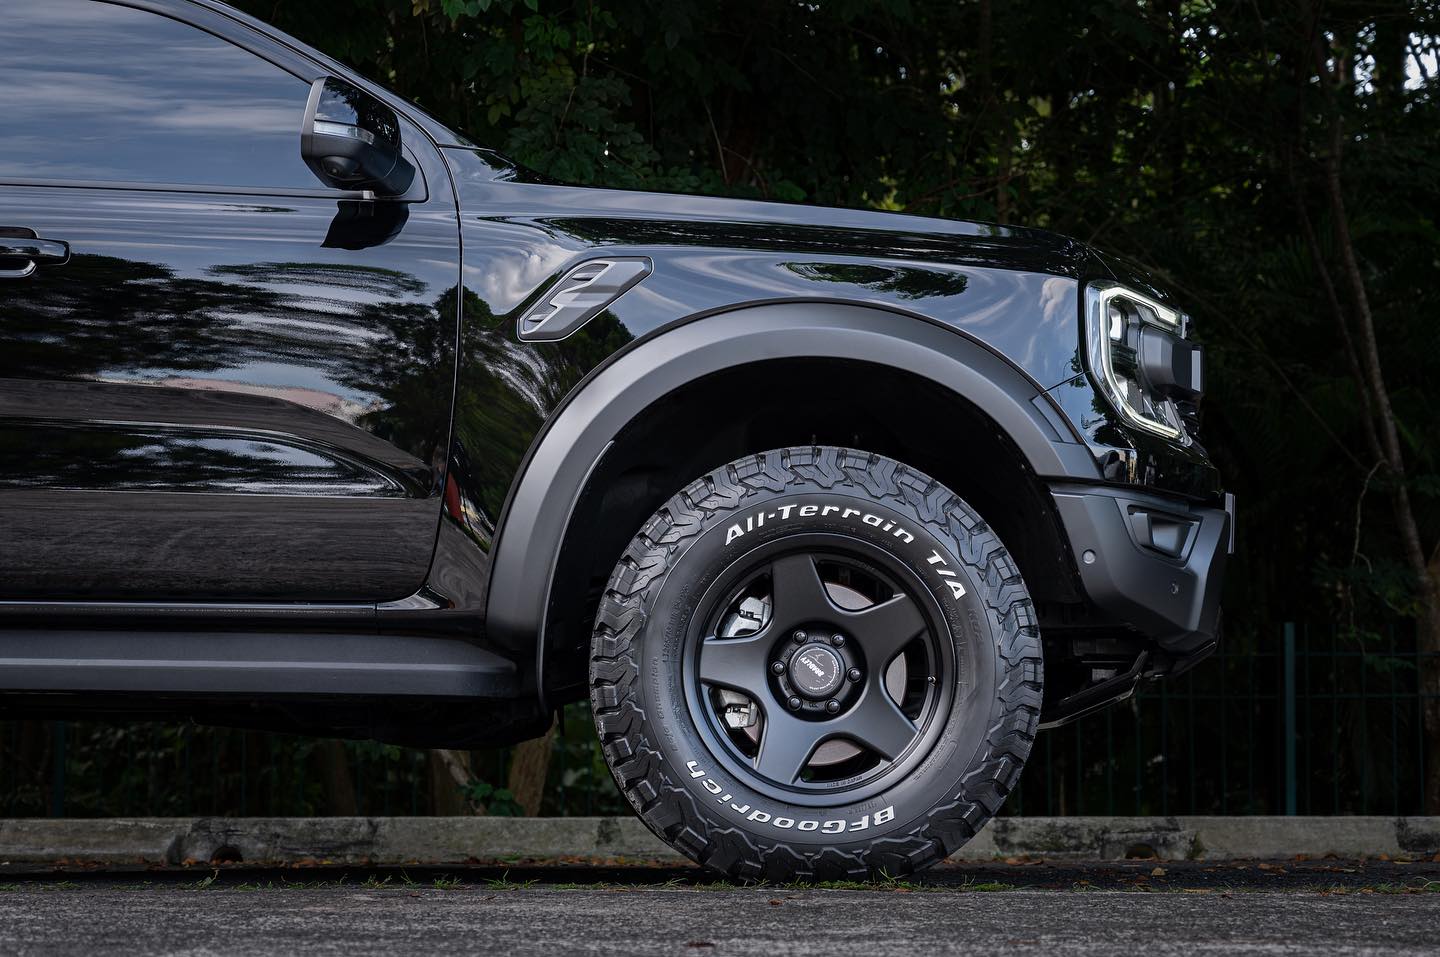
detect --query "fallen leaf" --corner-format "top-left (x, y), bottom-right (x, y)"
top-left (685, 943), bottom-right (715, 950)
top-left (769, 898), bottom-right (782, 906)
top-left (1151, 867), bottom-right (1167, 877)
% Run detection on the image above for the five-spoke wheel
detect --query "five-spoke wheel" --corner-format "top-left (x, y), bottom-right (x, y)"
top-left (690, 547), bottom-right (949, 793)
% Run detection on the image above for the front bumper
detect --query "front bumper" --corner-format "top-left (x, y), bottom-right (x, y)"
top-left (1050, 483), bottom-right (1232, 658)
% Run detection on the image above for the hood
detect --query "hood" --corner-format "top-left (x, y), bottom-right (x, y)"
top-left (448, 147), bottom-right (1092, 281)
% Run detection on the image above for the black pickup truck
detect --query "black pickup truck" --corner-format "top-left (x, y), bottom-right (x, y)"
top-left (0, 0), bottom-right (1232, 880)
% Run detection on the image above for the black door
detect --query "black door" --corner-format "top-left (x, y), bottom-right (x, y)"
top-left (0, 0), bottom-right (460, 602)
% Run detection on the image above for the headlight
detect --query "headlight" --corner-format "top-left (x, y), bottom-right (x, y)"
top-left (1083, 281), bottom-right (1202, 443)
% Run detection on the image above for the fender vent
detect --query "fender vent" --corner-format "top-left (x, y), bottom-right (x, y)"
top-left (518, 257), bottom-right (652, 341)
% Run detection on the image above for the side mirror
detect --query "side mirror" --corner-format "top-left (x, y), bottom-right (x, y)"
top-left (301, 77), bottom-right (415, 197)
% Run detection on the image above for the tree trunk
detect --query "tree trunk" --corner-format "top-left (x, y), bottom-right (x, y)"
top-left (14, 721), bottom-right (45, 814)
top-left (507, 719), bottom-right (557, 816)
top-left (429, 749), bottom-right (473, 815)
top-left (242, 730), bottom-right (264, 816)
top-left (1428, 552), bottom-right (1440, 813)
top-left (1313, 34), bottom-right (1440, 813)
top-left (317, 739), bottom-right (358, 816)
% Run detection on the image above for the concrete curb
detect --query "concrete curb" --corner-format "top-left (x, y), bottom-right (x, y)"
top-left (2, 816), bottom-right (1437, 867)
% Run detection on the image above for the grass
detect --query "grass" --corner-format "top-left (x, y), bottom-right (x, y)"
top-left (482, 872), bottom-right (539, 890)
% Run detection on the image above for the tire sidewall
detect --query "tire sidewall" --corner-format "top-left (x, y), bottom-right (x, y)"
top-left (638, 482), bottom-right (1001, 848)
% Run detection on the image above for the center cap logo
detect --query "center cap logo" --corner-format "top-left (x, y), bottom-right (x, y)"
top-left (789, 644), bottom-right (843, 698)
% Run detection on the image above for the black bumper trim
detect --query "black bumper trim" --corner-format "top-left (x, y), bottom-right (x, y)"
top-left (1050, 484), bottom-right (1229, 655)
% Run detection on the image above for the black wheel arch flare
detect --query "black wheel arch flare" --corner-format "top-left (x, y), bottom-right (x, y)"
top-left (481, 300), bottom-right (1102, 703)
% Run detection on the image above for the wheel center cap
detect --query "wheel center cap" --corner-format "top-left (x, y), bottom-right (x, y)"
top-left (789, 643), bottom-right (844, 699)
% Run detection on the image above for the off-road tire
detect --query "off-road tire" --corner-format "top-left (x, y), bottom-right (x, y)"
top-left (589, 446), bottom-right (1042, 881)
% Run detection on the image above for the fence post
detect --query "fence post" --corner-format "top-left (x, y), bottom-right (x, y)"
top-left (1283, 622), bottom-right (1297, 816)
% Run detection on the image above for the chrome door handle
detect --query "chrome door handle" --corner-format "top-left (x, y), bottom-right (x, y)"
top-left (0, 234), bottom-right (70, 279)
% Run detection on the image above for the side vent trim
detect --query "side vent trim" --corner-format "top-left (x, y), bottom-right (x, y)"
top-left (517, 257), bottom-right (652, 341)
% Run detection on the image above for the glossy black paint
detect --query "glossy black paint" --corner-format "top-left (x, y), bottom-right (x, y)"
top-left (418, 150), bottom-right (1221, 646)
top-left (0, 0), bottom-right (1226, 734)
top-left (0, 0), bottom-right (459, 601)
top-left (433, 147), bottom-right (1088, 546)
top-left (0, 182), bottom-right (459, 599)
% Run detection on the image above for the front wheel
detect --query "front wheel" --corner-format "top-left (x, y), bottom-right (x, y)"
top-left (589, 446), bottom-right (1041, 881)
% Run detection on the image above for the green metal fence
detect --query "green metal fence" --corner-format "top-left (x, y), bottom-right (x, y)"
top-left (1012, 621), bottom-right (1433, 817)
top-left (2, 622), bottom-right (1433, 818)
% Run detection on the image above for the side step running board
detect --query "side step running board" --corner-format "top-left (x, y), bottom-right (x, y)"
top-left (0, 630), bottom-right (517, 699)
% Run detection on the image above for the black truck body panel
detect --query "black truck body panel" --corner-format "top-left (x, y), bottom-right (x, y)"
top-left (0, 0), bottom-right (1230, 737)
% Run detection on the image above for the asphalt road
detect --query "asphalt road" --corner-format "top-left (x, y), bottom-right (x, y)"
top-left (2, 861), bottom-right (1437, 956)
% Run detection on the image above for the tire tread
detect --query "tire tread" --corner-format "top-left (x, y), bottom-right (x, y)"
top-left (588, 446), bottom-right (1042, 881)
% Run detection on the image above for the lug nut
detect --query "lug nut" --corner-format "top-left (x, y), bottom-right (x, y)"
top-left (793, 630), bottom-right (808, 643)
top-left (847, 668), bottom-right (862, 682)
top-left (771, 661), bottom-right (785, 674)
top-left (787, 696), bottom-right (802, 711)
top-left (825, 699), bottom-right (841, 713)
top-left (830, 634), bottom-right (845, 647)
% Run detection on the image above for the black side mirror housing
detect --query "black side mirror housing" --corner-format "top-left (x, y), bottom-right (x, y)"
top-left (301, 77), bottom-right (416, 197)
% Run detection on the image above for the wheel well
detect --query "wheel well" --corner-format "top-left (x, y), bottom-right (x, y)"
top-left (543, 357), bottom-right (1083, 702)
